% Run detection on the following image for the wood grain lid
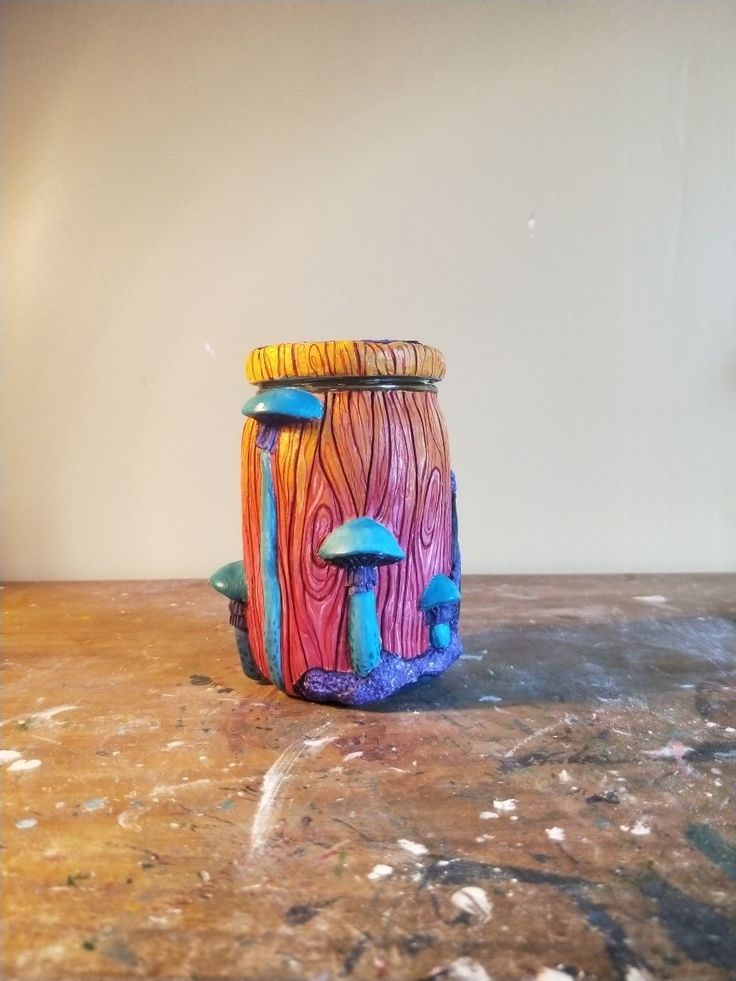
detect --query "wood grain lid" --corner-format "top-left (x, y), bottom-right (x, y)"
top-left (246, 340), bottom-right (446, 385)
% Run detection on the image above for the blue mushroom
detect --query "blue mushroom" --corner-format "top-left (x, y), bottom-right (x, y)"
top-left (319, 517), bottom-right (404, 677)
top-left (242, 387), bottom-right (323, 689)
top-left (242, 387), bottom-right (323, 452)
top-left (419, 573), bottom-right (461, 649)
top-left (208, 560), bottom-right (267, 684)
top-left (209, 560), bottom-right (247, 602)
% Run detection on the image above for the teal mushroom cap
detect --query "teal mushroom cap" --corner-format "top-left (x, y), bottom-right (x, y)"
top-left (209, 560), bottom-right (247, 602)
top-left (419, 573), bottom-right (460, 611)
top-left (242, 387), bottom-right (323, 422)
top-left (420, 573), bottom-right (460, 651)
top-left (319, 517), bottom-right (405, 569)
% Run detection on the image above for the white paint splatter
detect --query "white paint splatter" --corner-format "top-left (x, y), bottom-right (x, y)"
top-left (15, 817), bottom-right (37, 829)
top-left (367, 864), bottom-right (393, 880)
top-left (493, 798), bottom-right (516, 812)
top-left (535, 970), bottom-right (576, 981)
top-left (0, 750), bottom-right (22, 764)
top-left (0, 705), bottom-right (79, 728)
top-left (478, 695), bottom-right (502, 703)
top-left (633, 595), bottom-right (667, 604)
top-left (643, 740), bottom-right (693, 761)
top-left (504, 718), bottom-right (573, 758)
top-left (398, 838), bottom-right (428, 856)
top-left (7, 758), bottom-right (41, 772)
top-left (250, 722), bottom-right (333, 854)
top-left (343, 751), bottom-right (363, 761)
top-left (204, 341), bottom-right (216, 358)
top-left (164, 740), bottom-right (186, 750)
top-left (303, 735), bottom-right (334, 749)
top-left (81, 797), bottom-right (107, 811)
top-left (150, 778), bottom-right (210, 797)
top-left (117, 804), bottom-right (149, 831)
top-left (546, 826), bottom-right (565, 841)
top-left (479, 811), bottom-right (499, 820)
top-left (621, 819), bottom-right (651, 836)
top-left (451, 886), bottom-right (492, 923)
top-left (558, 769), bottom-right (572, 783)
top-left (625, 967), bottom-right (654, 981)
top-left (427, 957), bottom-right (491, 981)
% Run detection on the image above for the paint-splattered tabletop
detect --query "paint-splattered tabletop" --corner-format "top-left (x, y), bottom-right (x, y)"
top-left (2, 575), bottom-right (735, 981)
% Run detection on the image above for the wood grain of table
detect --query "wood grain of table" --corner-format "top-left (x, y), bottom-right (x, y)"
top-left (2, 575), bottom-right (735, 981)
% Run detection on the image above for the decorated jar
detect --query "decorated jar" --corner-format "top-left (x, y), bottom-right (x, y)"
top-left (210, 339), bottom-right (461, 705)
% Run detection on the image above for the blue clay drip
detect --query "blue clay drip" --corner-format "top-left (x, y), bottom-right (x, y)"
top-left (260, 450), bottom-right (284, 689)
top-left (450, 469), bottom-right (461, 585)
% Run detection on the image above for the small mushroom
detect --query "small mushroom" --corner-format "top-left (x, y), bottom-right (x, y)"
top-left (208, 561), bottom-right (267, 684)
top-left (242, 387), bottom-right (323, 452)
top-left (209, 560), bottom-right (247, 603)
top-left (242, 387), bottom-right (323, 689)
top-left (419, 573), bottom-right (461, 649)
top-left (319, 517), bottom-right (404, 676)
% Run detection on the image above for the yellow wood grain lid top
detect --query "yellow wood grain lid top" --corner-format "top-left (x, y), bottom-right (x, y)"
top-left (246, 340), bottom-right (446, 384)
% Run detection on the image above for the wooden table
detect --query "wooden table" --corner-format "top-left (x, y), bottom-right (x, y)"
top-left (3, 575), bottom-right (735, 981)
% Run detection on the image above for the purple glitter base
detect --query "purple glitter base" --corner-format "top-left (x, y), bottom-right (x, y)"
top-left (294, 631), bottom-right (462, 706)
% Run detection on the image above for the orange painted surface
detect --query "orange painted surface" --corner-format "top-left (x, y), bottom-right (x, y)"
top-left (246, 339), bottom-right (445, 384)
top-left (241, 388), bottom-right (452, 694)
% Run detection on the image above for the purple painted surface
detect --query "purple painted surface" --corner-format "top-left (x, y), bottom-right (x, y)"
top-left (295, 631), bottom-right (462, 705)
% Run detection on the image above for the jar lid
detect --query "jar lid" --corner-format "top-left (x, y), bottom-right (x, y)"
top-left (246, 339), bottom-right (445, 385)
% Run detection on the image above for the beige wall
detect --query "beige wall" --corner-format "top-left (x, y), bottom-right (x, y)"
top-left (3, 0), bottom-right (735, 580)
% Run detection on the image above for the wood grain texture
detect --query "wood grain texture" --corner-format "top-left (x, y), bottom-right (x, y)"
top-left (246, 339), bottom-right (446, 384)
top-left (241, 389), bottom-right (452, 694)
top-left (3, 576), bottom-right (735, 981)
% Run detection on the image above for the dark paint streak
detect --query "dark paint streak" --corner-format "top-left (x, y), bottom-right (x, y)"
top-left (422, 859), bottom-right (647, 980)
top-left (683, 741), bottom-right (736, 763)
top-left (189, 674), bottom-right (212, 686)
top-left (285, 904), bottom-right (321, 926)
top-left (586, 790), bottom-right (621, 805)
top-left (400, 932), bottom-right (435, 956)
top-left (500, 740), bottom-right (736, 773)
top-left (685, 824), bottom-right (736, 882)
top-left (637, 873), bottom-right (736, 969)
top-left (284, 897), bottom-right (338, 927)
top-left (343, 932), bottom-right (371, 975)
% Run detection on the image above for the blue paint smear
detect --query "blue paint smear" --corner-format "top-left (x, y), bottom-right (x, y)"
top-left (260, 450), bottom-right (284, 689)
top-left (450, 470), bottom-right (461, 585)
top-left (686, 823), bottom-right (736, 882)
top-left (348, 589), bottom-right (382, 676)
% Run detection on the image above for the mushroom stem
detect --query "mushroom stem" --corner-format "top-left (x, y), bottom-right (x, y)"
top-left (255, 423), bottom-right (278, 453)
top-left (430, 622), bottom-right (451, 649)
top-left (234, 626), bottom-right (269, 684)
top-left (347, 565), bottom-right (381, 677)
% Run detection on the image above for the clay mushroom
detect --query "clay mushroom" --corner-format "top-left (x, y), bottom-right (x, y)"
top-left (241, 387), bottom-right (323, 688)
top-left (319, 517), bottom-right (404, 676)
top-left (209, 560), bottom-right (267, 683)
top-left (419, 573), bottom-right (461, 649)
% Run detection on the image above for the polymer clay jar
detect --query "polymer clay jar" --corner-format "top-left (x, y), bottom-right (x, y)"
top-left (210, 339), bottom-right (461, 705)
